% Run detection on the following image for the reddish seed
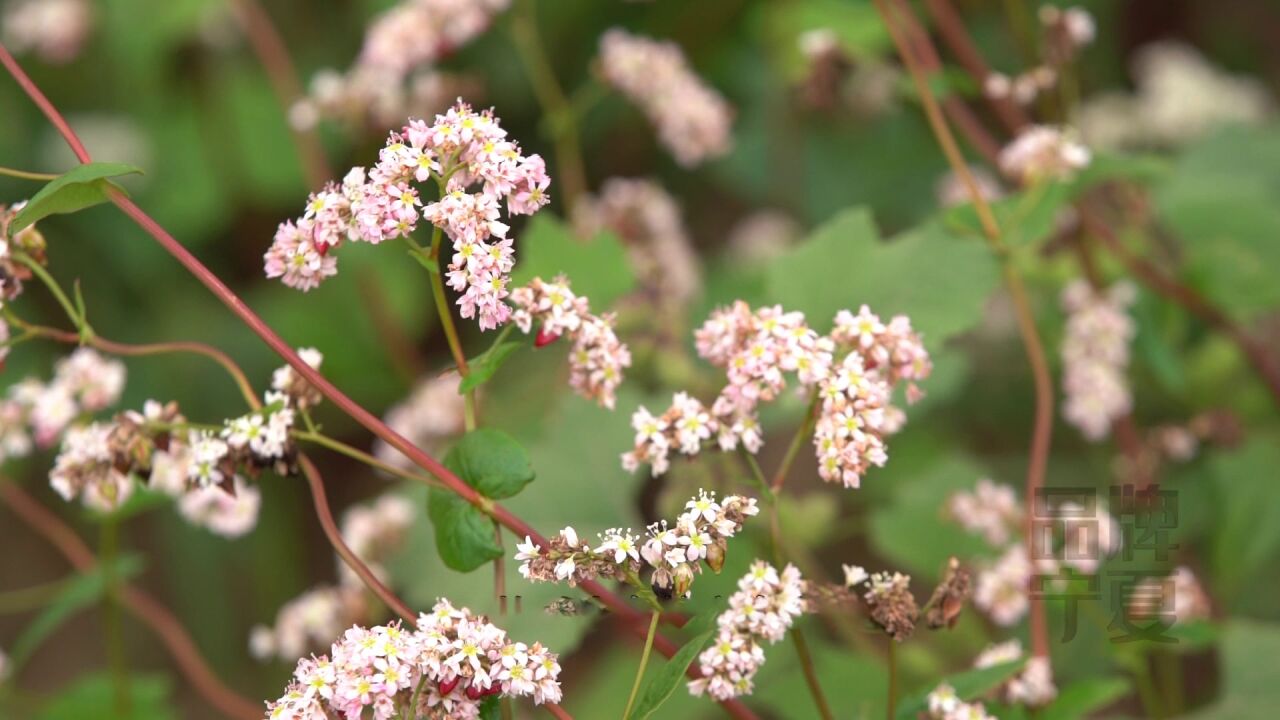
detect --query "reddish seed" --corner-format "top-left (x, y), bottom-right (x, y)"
top-left (535, 328), bottom-right (561, 348)
top-left (438, 676), bottom-right (460, 695)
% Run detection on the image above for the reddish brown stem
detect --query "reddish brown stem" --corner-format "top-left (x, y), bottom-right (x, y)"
top-left (1084, 215), bottom-right (1280, 410)
top-left (226, 0), bottom-right (331, 189)
top-left (923, 0), bottom-right (1031, 133)
top-left (0, 482), bottom-right (260, 720)
top-left (0, 42), bottom-right (759, 720)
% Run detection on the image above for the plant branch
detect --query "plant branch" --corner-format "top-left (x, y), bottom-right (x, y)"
top-left (0, 43), bottom-right (758, 719)
top-left (622, 610), bottom-right (661, 720)
top-left (875, 0), bottom-right (1054, 660)
top-left (0, 165), bottom-right (59, 181)
top-left (0, 482), bottom-right (260, 720)
top-left (922, 0), bottom-right (1031, 134)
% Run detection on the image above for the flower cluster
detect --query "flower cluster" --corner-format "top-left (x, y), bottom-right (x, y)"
top-left (687, 562), bottom-right (808, 701)
top-left (1126, 565), bottom-right (1212, 625)
top-left (2, 0), bottom-right (92, 65)
top-left (265, 599), bottom-right (562, 720)
top-left (1, 348), bottom-right (124, 452)
top-left (998, 125), bottom-right (1092, 183)
top-left (509, 276), bottom-right (631, 408)
top-left (947, 478), bottom-right (1022, 547)
top-left (271, 347), bottom-right (326, 411)
top-left (851, 569), bottom-right (919, 641)
top-left (952, 477), bottom-right (1122, 626)
top-left (973, 639), bottom-right (1058, 707)
top-left (574, 177), bottom-right (702, 309)
top-left (375, 371), bottom-right (467, 472)
top-left (925, 684), bottom-right (996, 720)
top-left (597, 29), bottom-right (732, 167)
top-left (251, 494), bottom-right (417, 662)
top-left (515, 490), bottom-right (758, 598)
top-left (291, 0), bottom-right (508, 130)
top-left (983, 7), bottom-right (1093, 108)
top-left (0, 200), bottom-right (46, 312)
top-left (266, 99), bottom-right (551, 331)
top-left (621, 303), bottom-right (930, 489)
top-left (1060, 280), bottom-right (1136, 441)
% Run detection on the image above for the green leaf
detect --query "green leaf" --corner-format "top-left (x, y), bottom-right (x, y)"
top-left (10, 163), bottom-right (143, 232)
top-left (628, 628), bottom-right (715, 719)
top-left (766, 207), bottom-right (1000, 341)
top-left (478, 696), bottom-right (502, 720)
top-left (1205, 438), bottom-right (1280, 598)
top-left (459, 333), bottom-right (527, 394)
top-left (895, 660), bottom-right (1025, 719)
top-left (1039, 677), bottom-right (1130, 720)
top-left (426, 488), bottom-right (502, 572)
top-left (9, 555), bottom-right (145, 669)
top-left (37, 673), bottom-right (177, 720)
top-left (511, 215), bottom-right (636, 308)
top-left (444, 429), bottom-right (536, 500)
top-left (1183, 620), bottom-right (1280, 719)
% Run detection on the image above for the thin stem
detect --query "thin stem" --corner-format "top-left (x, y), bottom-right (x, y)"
top-left (99, 517), bottom-right (131, 716)
top-left (407, 674), bottom-right (429, 718)
top-left (293, 430), bottom-right (444, 489)
top-left (510, 0), bottom-right (587, 210)
top-left (1157, 649), bottom-right (1183, 716)
top-left (793, 629), bottom-right (836, 720)
top-left (0, 45), bottom-right (761, 719)
top-left (422, 226), bottom-right (477, 430)
top-left (886, 636), bottom-right (898, 720)
top-left (622, 610), bottom-right (661, 720)
top-left (0, 165), bottom-right (59, 181)
top-left (13, 252), bottom-right (91, 339)
top-left (0, 577), bottom-right (69, 613)
top-left (771, 393), bottom-right (819, 492)
top-left (1131, 653), bottom-right (1165, 719)
top-left (875, 0), bottom-right (1054, 660)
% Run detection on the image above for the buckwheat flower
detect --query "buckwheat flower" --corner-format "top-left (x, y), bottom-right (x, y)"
top-left (53, 348), bottom-right (126, 412)
top-left (177, 476), bottom-right (261, 537)
top-left (688, 561), bottom-right (807, 701)
top-left (863, 571), bottom-right (918, 641)
top-left (999, 125), bottom-right (1091, 183)
top-left (1056, 500), bottom-right (1123, 573)
top-left (947, 478), bottom-right (1023, 547)
top-left (1127, 566), bottom-right (1212, 624)
top-left (597, 28), bottom-right (732, 167)
top-left (509, 276), bottom-right (631, 407)
top-left (594, 528), bottom-right (641, 564)
top-left (0, 390), bottom-right (33, 463)
top-left (1060, 280), bottom-right (1136, 441)
top-left (271, 348), bottom-right (325, 411)
top-left (187, 430), bottom-right (229, 489)
top-left (48, 423), bottom-right (113, 503)
top-left (2, 0), bottom-right (92, 64)
top-left (28, 382), bottom-right (77, 449)
top-left (842, 564), bottom-right (868, 588)
top-left (250, 587), bottom-right (359, 661)
top-left (338, 494), bottom-right (417, 586)
top-left (923, 683), bottom-right (996, 720)
top-left (375, 370), bottom-right (466, 472)
top-left (973, 544), bottom-right (1031, 626)
top-left (1007, 656), bottom-right (1057, 707)
top-left (263, 220), bottom-right (338, 291)
top-left (621, 392), bottom-right (715, 476)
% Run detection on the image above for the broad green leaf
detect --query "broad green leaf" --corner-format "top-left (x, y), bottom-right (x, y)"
top-left (37, 673), bottom-right (177, 720)
top-left (1184, 620), bottom-right (1280, 719)
top-left (944, 181), bottom-right (1072, 247)
top-left (766, 207), bottom-right (1000, 341)
top-left (628, 628), bottom-right (715, 719)
top-left (511, 215), bottom-right (636, 308)
top-left (459, 335), bottom-right (527, 394)
top-left (478, 696), bottom-right (502, 720)
top-left (11, 163), bottom-right (143, 232)
top-left (895, 660), bottom-right (1024, 719)
top-left (444, 429), bottom-right (536, 500)
top-left (9, 555), bottom-right (145, 669)
top-left (1205, 438), bottom-right (1280, 599)
top-left (426, 488), bottom-right (502, 572)
top-left (1039, 677), bottom-right (1130, 720)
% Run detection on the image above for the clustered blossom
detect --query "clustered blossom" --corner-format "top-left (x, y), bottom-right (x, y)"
top-left (597, 28), bottom-right (732, 167)
top-left (509, 276), bottom-right (631, 408)
top-left (953, 476), bottom-right (1123, 626)
top-left (621, 303), bottom-right (931, 489)
top-left (515, 490), bottom-right (758, 598)
top-left (2, 0), bottom-right (93, 64)
top-left (266, 99), bottom-right (551, 332)
top-left (973, 639), bottom-right (1058, 707)
top-left (998, 125), bottom-right (1092, 184)
top-left (1, 200), bottom-right (47, 314)
top-left (272, 348), bottom-right (326, 411)
top-left (251, 494), bottom-right (417, 662)
top-left (984, 7), bottom-right (1093, 108)
top-left (1127, 566), bottom-right (1212, 625)
top-left (574, 178), bottom-right (702, 327)
top-left (1060, 280), bottom-right (1136, 441)
top-left (687, 562), bottom-right (807, 701)
top-left (947, 478), bottom-right (1022, 547)
top-left (265, 599), bottom-right (562, 720)
top-left (850, 569), bottom-right (918, 641)
top-left (291, 0), bottom-right (508, 130)
top-left (925, 684), bottom-right (996, 720)
top-left (375, 371), bottom-right (467, 472)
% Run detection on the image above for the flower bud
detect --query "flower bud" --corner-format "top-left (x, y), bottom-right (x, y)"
top-left (673, 563), bottom-right (695, 598)
top-left (706, 537), bottom-right (727, 574)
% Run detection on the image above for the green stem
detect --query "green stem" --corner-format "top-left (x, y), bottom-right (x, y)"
top-left (771, 392), bottom-right (819, 491)
top-left (622, 610), bottom-right (661, 720)
top-left (407, 673), bottom-right (430, 718)
top-left (421, 225), bottom-right (477, 431)
top-left (886, 637), bottom-right (897, 720)
top-left (794, 628), bottom-right (836, 720)
top-left (1132, 653), bottom-right (1165, 719)
top-left (1157, 649), bottom-right (1183, 716)
top-left (99, 517), bottom-right (130, 716)
top-left (292, 430), bottom-right (444, 489)
top-left (510, 0), bottom-right (587, 210)
top-left (738, 447), bottom-right (775, 504)
top-left (0, 577), bottom-right (70, 613)
top-left (13, 252), bottom-right (93, 341)
top-left (0, 165), bottom-right (59, 181)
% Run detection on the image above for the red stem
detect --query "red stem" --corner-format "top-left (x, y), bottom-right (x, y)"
top-left (922, 0), bottom-right (1031, 134)
top-left (0, 483), bottom-right (260, 720)
top-left (0, 41), bottom-right (758, 720)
